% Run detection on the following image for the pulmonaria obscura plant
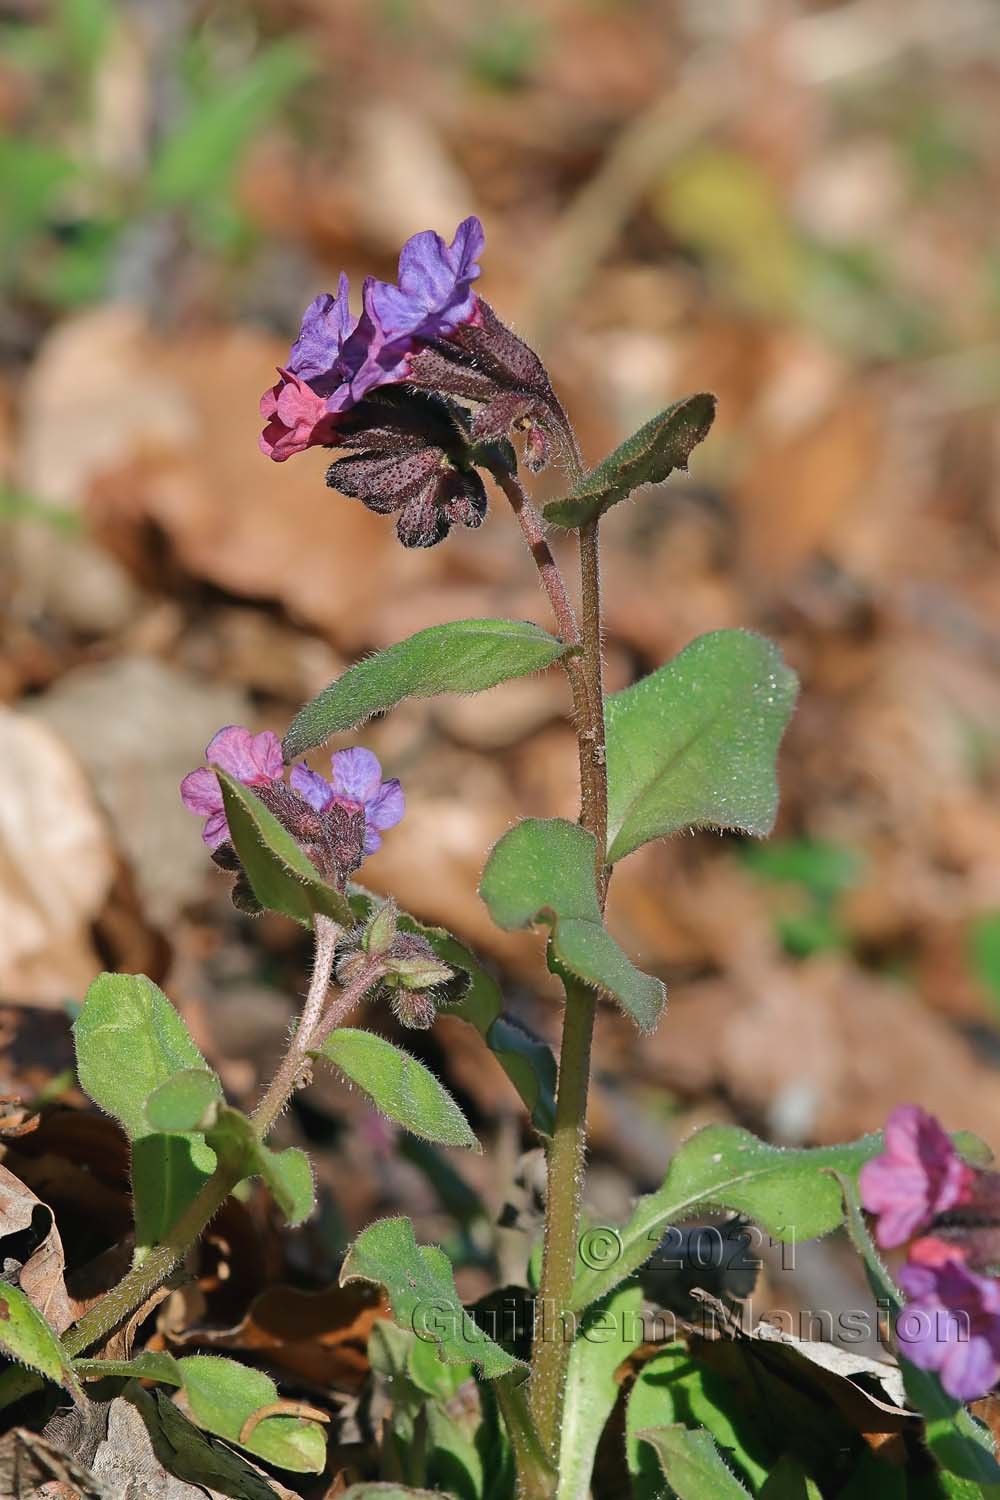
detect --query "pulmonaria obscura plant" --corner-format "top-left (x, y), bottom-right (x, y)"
top-left (6, 217), bottom-right (1000, 1500)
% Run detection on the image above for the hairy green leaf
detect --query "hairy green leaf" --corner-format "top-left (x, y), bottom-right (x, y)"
top-left (349, 889), bottom-right (556, 1137)
top-left (0, 1282), bottom-right (80, 1398)
top-left (204, 1107), bottom-right (314, 1227)
top-left (146, 1068), bottom-right (222, 1133)
top-left (177, 1354), bottom-right (326, 1472)
top-left (218, 769), bottom-right (353, 929)
top-left (74, 973), bottom-right (216, 1250)
top-left (636, 1426), bottom-right (750, 1499)
top-left (543, 394), bottom-right (716, 528)
top-left (572, 1124), bottom-right (882, 1312)
top-left (558, 1283), bottom-right (644, 1500)
top-left (479, 818), bottom-right (665, 1031)
top-left (284, 618), bottom-right (568, 759)
top-left (605, 630), bottom-right (798, 863)
top-left (318, 1029), bottom-right (478, 1151)
top-left (341, 1217), bottom-right (523, 1379)
top-left (74, 1351), bottom-right (183, 1385)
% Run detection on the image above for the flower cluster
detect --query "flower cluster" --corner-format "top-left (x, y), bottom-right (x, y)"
top-left (861, 1105), bottom-right (1000, 1399)
top-left (259, 217), bottom-right (570, 547)
top-left (180, 728), bottom-right (403, 899)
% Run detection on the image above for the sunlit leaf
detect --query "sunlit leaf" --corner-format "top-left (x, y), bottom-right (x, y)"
top-left (543, 395), bottom-right (716, 528)
top-left (284, 618), bottom-right (568, 759)
top-left (480, 818), bottom-right (665, 1031)
top-left (341, 1217), bottom-right (523, 1379)
top-left (605, 630), bottom-right (798, 863)
top-left (317, 1030), bottom-right (478, 1151)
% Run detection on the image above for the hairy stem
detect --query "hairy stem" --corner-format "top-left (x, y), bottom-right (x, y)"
top-left (306, 958), bottom-right (386, 1054)
top-left (490, 463), bottom-right (601, 831)
top-left (529, 518), bottom-right (609, 1461)
top-left (251, 914), bottom-right (340, 1138)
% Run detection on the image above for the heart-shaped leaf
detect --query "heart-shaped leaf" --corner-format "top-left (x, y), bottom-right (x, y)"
top-left (284, 618), bottom-right (568, 759)
top-left (543, 394), bottom-right (716, 529)
top-left (74, 973), bottom-right (217, 1250)
top-left (572, 1124), bottom-right (883, 1313)
top-left (349, 889), bottom-right (556, 1137)
top-left (317, 1030), bottom-right (478, 1151)
top-left (341, 1216), bottom-right (523, 1379)
top-left (0, 1282), bottom-right (80, 1398)
top-left (604, 630), bottom-right (798, 863)
top-left (218, 769), bottom-right (353, 929)
top-left (479, 818), bottom-right (665, 1032)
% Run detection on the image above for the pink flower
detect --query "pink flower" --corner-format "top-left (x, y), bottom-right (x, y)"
top-left (896, 1254), bottom-right (1000, 1401)
top-left (180, 726), bottom-right (283, 849)
top-left (860, 1106), bottom-right (975, 1249)
top-left (289, 747), bottom-right (404, 855)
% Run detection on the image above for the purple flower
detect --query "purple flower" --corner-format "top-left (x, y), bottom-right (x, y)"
top-left (896, 1254), bottom-right (1000, 1401)
top-left (290, 747), bottom-right (404, 855)
top-left (860, 1106), bottom-right (974, 1249)
top-left (180, 726), bottom-right (284, 849)
top-left (259, 221), bottom-right (483, 463)
top-left (343, 218), bottom-right (484, 400)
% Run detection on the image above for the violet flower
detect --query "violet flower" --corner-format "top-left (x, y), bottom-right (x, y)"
top-left (896, 1254), bottom-right (1000, 1401)
top-left (180, 726), bottom-right (284, 850)
top-left (290, 747), bottom-right (404, 856)
top-left (259, 222), bottom-right (483, 463)
top-left (859, 1105), bottom-right (974, 1250)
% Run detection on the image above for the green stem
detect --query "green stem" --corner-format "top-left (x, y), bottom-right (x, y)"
top-left (529, 518), bottom-right (609, 1463)
top-left (62, 1163), bottom-right (242, 1358)
top-left (251, 914), bottom-right (340, 1138)
top-left (494, 1373), bottom-right (558, 1500)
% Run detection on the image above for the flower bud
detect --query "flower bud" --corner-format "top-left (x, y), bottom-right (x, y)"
top-left (336, 950), bottom-right (369, 987)
top-left (383, 955), bottom-right (455, 990)
top-left (362, 900), bottom-right (398, 957)
top-left (391, 989), bottom-right (438, 1030)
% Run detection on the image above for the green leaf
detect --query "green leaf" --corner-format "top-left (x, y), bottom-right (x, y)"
top-left (204, 1107), bottom-right (314, 1227)
top-left (572, 1124), bottom-right (883, 1312)
top-left (625, 1344), bottom-right (770, 1497)
top-left (74, 1351), bottom-right (183, 1385)
top-left (130, 1386), bottom-right (282, 1500)
top-left (317, 1029), bottom-right (478, 1151)
top-left (146, 1068), bottom-right (222, 1133)
top-left (838, 1172), bottom-right (1000, 1488)
top-left (970, 911), bottom-right (1000, 1019)
top-left (557, 1283), bottom-right (644, 1500)
top-left (218, 769), bottom-right (353, 929)
top-left (349, 889), bottom-right (556, 1137)
top-left (636, 1425), bottom-right (750, 1499)
top-left (73, 973), bottom-right (217, 1250)
top-left (0, 1282), bottom-right (80, 1398)
top-left (284, 619), bottom-right (569, 759)
top-left (759, 1456), bottom-right (823, 1499)
top-left (479, 818), bottom-right (665, 1032)
top-left (177, 1354), bottom-right (326, 1473)
top-left (604, 630), bottom-right (799, 863)
top-left (543, 394), bottom-right (716, 529)
top-left (340, 1217), bottom-right (523, 1380)
top-left (149, 40), bottom-right (313, 208)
